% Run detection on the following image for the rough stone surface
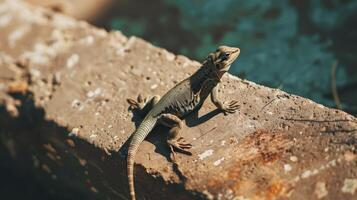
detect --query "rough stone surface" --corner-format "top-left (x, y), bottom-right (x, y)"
top-left (24, 0), bottom-right (114, 23)
top-left (1, 0), bottom-right (357, 199)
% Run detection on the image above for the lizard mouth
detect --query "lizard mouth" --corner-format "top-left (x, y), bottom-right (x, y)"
top-left (226, 48), bottom-right (240, 68)
top-left (230, 48), bottom-right (240, 60)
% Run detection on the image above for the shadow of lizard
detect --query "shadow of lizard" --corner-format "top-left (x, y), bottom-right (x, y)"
top-left (126, 104), bottom-right (222, 160)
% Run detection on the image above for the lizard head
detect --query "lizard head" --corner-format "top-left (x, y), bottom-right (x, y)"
top-left (207, 46), bottom-right (240, 74)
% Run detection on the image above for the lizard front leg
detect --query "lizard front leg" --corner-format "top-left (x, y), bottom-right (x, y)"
top-left (127, 95), bottom-right (160, 118)
top-left (159, 114), bottom-right (192, 160)
top-left (210, 84), bottom-right (239, 115)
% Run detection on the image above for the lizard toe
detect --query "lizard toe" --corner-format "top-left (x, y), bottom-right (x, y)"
top-left (127, 98), bottom-right (140, 110)
top-left (168, 139), bottom-right (193, 155)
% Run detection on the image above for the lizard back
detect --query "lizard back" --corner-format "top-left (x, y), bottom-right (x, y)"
top-left (150, 64), bottom-right (219, 118)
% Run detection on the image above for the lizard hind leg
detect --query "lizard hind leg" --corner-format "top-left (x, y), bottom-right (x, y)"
top-left (127, 95), bottom-right (160, 118)
top-left (159, 114), bottom-right (192, 160)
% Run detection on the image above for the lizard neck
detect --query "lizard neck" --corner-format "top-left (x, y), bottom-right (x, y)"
top-left (188, 62), bottom-right (222, 95)
top-left (195, 61), bottom-right (223, 81)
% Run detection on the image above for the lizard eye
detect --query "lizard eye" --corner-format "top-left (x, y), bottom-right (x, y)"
top-left (219, 53), bottom-right (229, 61)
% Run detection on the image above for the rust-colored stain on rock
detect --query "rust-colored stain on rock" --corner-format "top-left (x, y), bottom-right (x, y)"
top-left (236, 130), bottom-right (292, 164)
top-left (203, 130), bottom-right (293, 199)
top-left (260, 181), bottom-right (285, 200)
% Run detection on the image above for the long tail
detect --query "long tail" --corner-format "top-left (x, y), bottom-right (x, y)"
top-left (127, 117), bottom-right (157, 200)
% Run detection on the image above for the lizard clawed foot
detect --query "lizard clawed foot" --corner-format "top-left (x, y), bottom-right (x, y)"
top-left (167, 137), bottom-right (192, 159)
top-left (127, 94), bottom-right (147, 110)
top-left (221, 100), bottom-right (239, 115)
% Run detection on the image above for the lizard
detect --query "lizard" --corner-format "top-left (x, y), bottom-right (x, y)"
top-left (126, 46), bottom-right (240, 200)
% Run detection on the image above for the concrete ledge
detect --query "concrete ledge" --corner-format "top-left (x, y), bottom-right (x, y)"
top-left (1, 0), bottom-right (357, 199)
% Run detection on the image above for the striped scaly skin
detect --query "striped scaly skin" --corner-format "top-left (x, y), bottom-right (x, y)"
top-left (126, 46), bottom-right (240, 200)
top-left (127, 116), bottom-right (157, 200)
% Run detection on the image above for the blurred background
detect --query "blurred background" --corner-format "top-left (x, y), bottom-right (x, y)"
top-left (26, 0), bottom-right (357, 116)
top-left (1, 0), bottom-right (357, 199)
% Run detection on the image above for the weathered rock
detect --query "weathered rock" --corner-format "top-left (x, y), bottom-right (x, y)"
top-left (0, 53), bottom-right (26, 117)
top-left (0, 0), bottom-right (357, 199)
top-left (24, 0), bottom-right (114, 23)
